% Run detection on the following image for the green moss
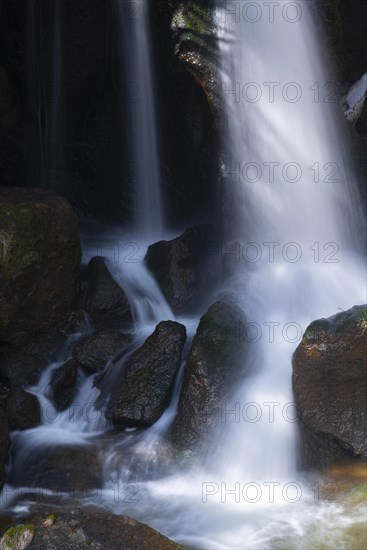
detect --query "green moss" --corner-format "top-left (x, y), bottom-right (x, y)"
top-left (355, 308), bottom-right (367, 322)
top-left (347, 483), bottom-right (367, 504)
top-left (46, 514), bottom-right (57, 521)
top-left (343, 522), bottom-right (367, 549)
top-left (0, 203), bottom-right (50, 273)
top-left (1, 524), bottom-right (35, 549)
top-left (304, 328), bottom-right (315, 339)
top-left (173, 4), bottom-right (214, 34)
top-left (172, 3), bottom-right (216, 53)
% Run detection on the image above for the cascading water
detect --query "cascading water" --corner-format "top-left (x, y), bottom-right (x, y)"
top-left (115, 0), bottom-right (164, 237)
top-left (3, 0), bottom-right (176, 511)
top-left (3, 2), bottom-right (366, 549)
top-left (95, 2), bottom-right (366, 547)
top-left (209, 0), bottom-right (367, 484)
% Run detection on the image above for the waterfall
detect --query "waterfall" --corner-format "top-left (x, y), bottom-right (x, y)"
top-left (3, 2), bottom-right (366, 548)
top-left (7, 3), bottom-right (171, 489)
top-left (211, 0), bottom-right (366, 481)
top-left (116, 0), bottom-right (164, 236)
top-left (94, 3), bottom-right (366, 548)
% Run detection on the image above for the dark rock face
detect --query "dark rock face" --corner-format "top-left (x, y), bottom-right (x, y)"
top-left (73, 330), bottom-right (131, 374)
top-left (318, 0), bottom-right (367, 216)
top-left (23, 510), bottom-right (181, 549)
top-left (10, 445), bottom-right (102, 494)
top-left (0, 408), bottom-right (10, 490)
top-left (85, 258), bottom-right (133, 330)
top-left (5, 389), bottom-right (41, 431)
top-left (0, 187), bottom-right (81, 353)
top-left (50, 360), bottom-right (79, 412)
top-left (292, 305), bottom-right (367, 467)
top-left (171, 301), bottom-right (249, 455)
top-left (169, 1), bottom-right (219, 114)
top-left (145, 225), bottom-right (220, 315)
top-left (152, 1), bottom-right (220, 226)
top-left (334, 1), bottom-right (367, 83)
top-left (0, 66), bottom-right (23, 187)
top-left (0, 348), bottom-right (46, 388)
top-left (0, 1), bottom-right (220, 226)
top-left (106, 321), bottom-right (186, 426)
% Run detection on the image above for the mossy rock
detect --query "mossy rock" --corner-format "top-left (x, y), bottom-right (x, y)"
top-left (0, 524), bottom-right (35, 550)
top-left (0, 187), bottom-right (81, 352)
top-left (171, 2), bottom-right (219, 114)
top-left (172, 2), bottom-right (216, 50)
top-left (346, 483), bottom-right (367, 506)
top-left (171, 301), bottom-right (249, 455)
top-left (23, 510), bottom-right (182, 549)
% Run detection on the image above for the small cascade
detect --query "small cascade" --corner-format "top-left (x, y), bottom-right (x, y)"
top-left (2, 2), bottom-right (366, 548)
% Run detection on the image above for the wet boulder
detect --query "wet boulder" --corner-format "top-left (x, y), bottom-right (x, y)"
top-left (50, 360), bottom-right (79, 412)
top-left (171, 301), bottom-right (249, 455)
top-left (24, 510), bottom-right (181, 549)
top-left (5, 389), bottom-right (41, 431)
top-left (145, 225), bottom-right (220, 315)
top-left (106, 321), bottom-right (186, 426)
top-left (292, 305), bottom-right (367, 467)
top-left (0, 524), bottom-right (35, 549)
top-left (10, 444), bottom-right (102, 495)
top-left (171, 1), bottom-right (219, 115)
top-left (0, 348), bottom-right (46, 389)
top-left (0, 187), bottom-right (81, 354)
top-left (85, 257), bottom-right (133, 330)
top-left (73, 330), bottom-right (131, 374)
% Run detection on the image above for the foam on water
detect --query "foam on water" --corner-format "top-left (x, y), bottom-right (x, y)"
top-left (3, 3), bottom-right (366, 548)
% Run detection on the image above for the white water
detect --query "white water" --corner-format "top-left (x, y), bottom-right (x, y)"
top-left (3, 2), bottom-right (366, 549)
top-left (94, 2), bottom-right (367, 547)
top-left (116, 0), bottom-right (164, 236)
top-left (209, 0), bottom-right (366, 485)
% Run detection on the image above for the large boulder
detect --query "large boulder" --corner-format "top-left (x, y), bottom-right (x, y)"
top-left (73, 330), bottom-right (131, 374)
top-left (171, 301), bottom-right (249, 455)
top-left (145, 225), bottom-right (220, 315)
top-left (85, 258), bottom-right (133, 330)
top-left (10, 444), bottom-right (102, 495)
top-left (5, 389), bottom-right (41, 431)
top-left (0, 187), bottom-right (81, 353)
top-left (0, 408), bottom-right (10, 490)
top-left (292, 305), bottom-right (367, 467)
top-left (106, 321), bottom-right (186, 426)
top-left (18, 510), bottom-right (181, 549)
top-left (0, 348), bottom-right (46, 388)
